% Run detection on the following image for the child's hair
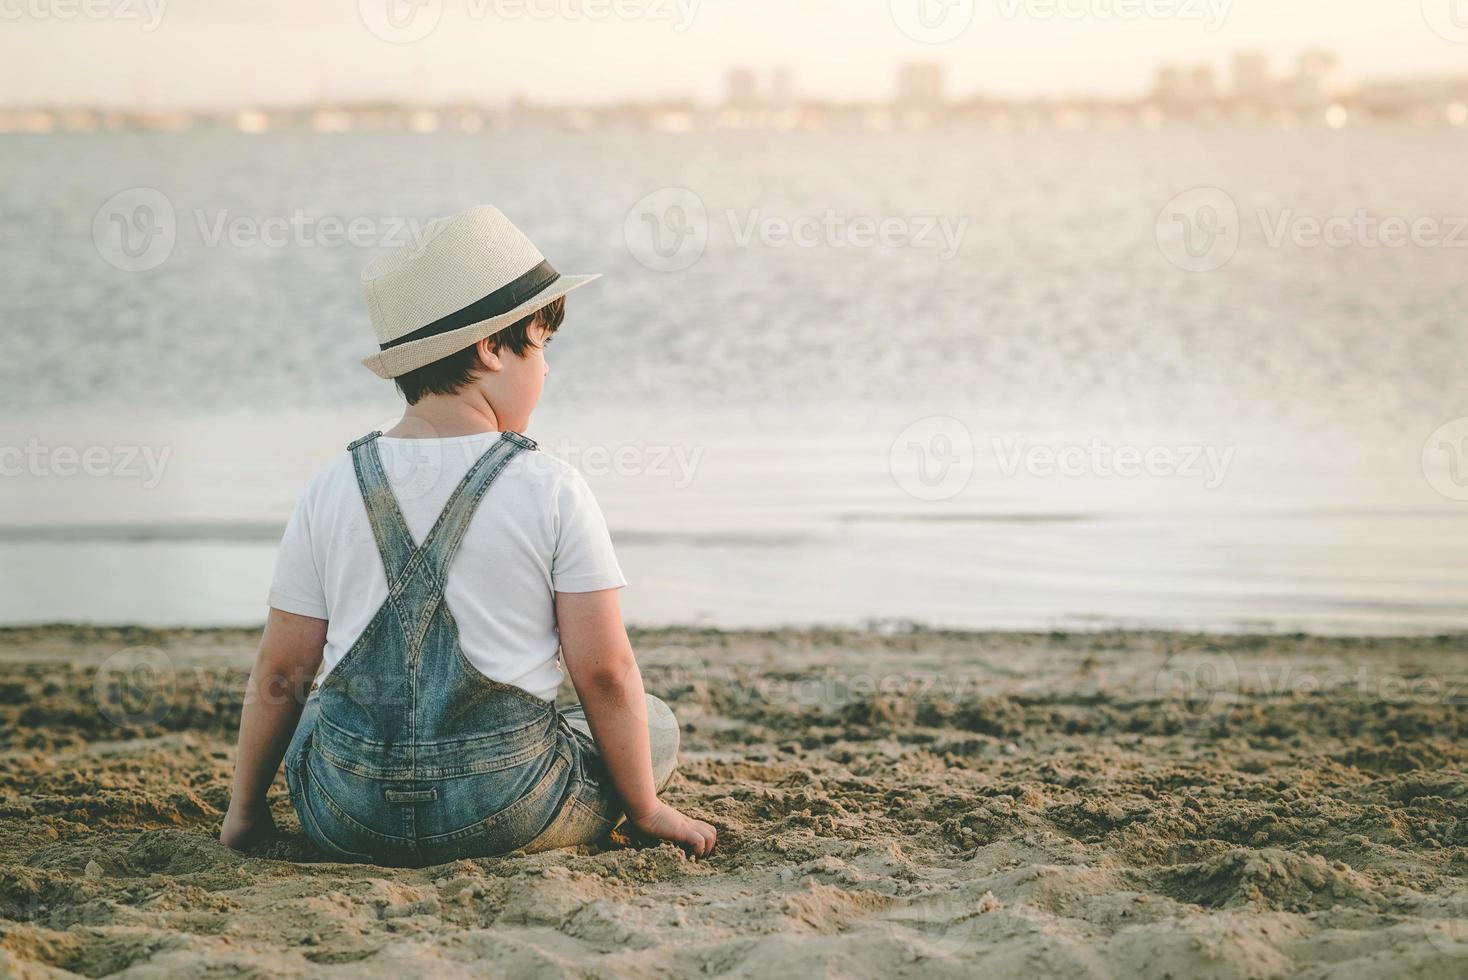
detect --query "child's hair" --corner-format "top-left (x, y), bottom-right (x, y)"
top-left (394, 296), bottom-right (566, 405)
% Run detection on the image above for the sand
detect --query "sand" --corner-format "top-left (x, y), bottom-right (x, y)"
top-left (1, 625), bottom-right (1467, 978)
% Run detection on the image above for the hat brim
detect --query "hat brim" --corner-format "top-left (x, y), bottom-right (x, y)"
top-left (361, 273), bottom-right (602, 379)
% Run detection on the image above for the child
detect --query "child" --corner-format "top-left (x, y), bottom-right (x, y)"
top-left (220, 205), bottom-right (716, 864)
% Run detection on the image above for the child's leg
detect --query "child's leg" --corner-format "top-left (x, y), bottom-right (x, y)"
top-left (519, 695), bottom-right (680, 853)
top-left (559, 693), bottom-right (680, 793)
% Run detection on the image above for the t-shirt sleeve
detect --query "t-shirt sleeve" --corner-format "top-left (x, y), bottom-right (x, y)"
top-left (551, 468), bottom-right (628, 593)
top-left (267, 487), bottom-right (329, 620)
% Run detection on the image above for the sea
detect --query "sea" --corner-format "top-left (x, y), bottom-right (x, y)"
top-left (2, 124), bottom-right (1465, 634)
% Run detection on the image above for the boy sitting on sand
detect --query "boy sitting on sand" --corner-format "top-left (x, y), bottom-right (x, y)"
top-left (220, 205), bottom-right (716, 864)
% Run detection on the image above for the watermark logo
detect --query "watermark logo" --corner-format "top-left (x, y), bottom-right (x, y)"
top-left (358, 0), bottom-right (443, 43)
top-left (996, 0), bottom-right (1230, 31)
top-left (625, 188), bottom-right (968, 270)
top-left (885, 886), bottom-right (1002, 960)
top-left (636, 644), bottom-right (712, 705)
top-left (0, 439), bottom-right (173, 488)
top-left (1258, 210), bottom-right (1468, 250)
top-left (1426, 895), bottom-right (1468, 955)
top-left (1152, 648), bottom-right (1240, 718)
top-left (489, 0), bottom-right (700, 30)
top-left (1159, 186), bottom-right (1467, 272)
top-left (625, 187), bottom-right (710, 272)
top-left (94, 646), bottom-right (177, 727)
top-left (93, 187), bottom-right (176, 272)
top-left (890, 0), bottom-right (975, 44)
top-left (1423, 0), bottom-right (1468, 44)
top-left (537, 438), bottom-right (705, 489)
top-left (1156, 186), bottom-right (1240, 272)
top-left (1423, 417), bottom-right (1468, 502)
top-left (0, 0), bottom-right (168, 30)
top-left (360, 0), bottom-right (698, 42)
top-left (94, 191), bottom-right (439, 272)
top-left (361, 416), bottom-right (451, 504)
top-left (727, 210), bottom-right (967, 258)
top-left (890, 416), bottom-right (975, 501)
top-left (193, 209), bottom-right (433, 251)
top-left (992, 437), bottom-right (1236, 489)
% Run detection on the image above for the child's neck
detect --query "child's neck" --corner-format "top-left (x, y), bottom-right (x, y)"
top-left (389, 391), bottom-right (503, 439)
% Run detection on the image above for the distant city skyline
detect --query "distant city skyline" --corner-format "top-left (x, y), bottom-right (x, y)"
top-left (2, 0), bottom-right (1466, 109)
top-left (8, 44), bottom-right (1463, 135)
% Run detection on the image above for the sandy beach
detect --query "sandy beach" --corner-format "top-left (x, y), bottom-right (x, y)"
top-left (1, 625), bottom-right (1466, 978)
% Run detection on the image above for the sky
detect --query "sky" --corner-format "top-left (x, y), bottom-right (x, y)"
top-left (2, 0), bottom-right (1465, 108)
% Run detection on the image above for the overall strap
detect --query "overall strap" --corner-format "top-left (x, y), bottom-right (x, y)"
top-left (418, 431), bottom-right (537, 580)
top-left (348, 431), bottom-right (418, 586)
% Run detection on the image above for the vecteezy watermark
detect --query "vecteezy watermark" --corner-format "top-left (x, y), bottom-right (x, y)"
top-left (358, 0), bottom-right (699, 43)
top-left (94, 647), bottom-right (178, 726)
top-left (885, 886), bottom-right (1002, 960)
top-left (726, 210), bottom-right (968, 258)
top-left (94, 188), bottom-right (440, 272)
top-left (0, 0), bottom-right (168, 30)
top-left (889, 421), bottom-right (1235, 500)
top-left (1155, 187), bottom-right (1241, 273)
top-left (1153, 655), bottom-right (1468, 727)
top-left (93, 187), bottom-right (177, 273)
top-left (1258, 210), bottom-right (1468, 250)
top-left (625, 187), bottom-right (969, 271)
top-left (890, 0), bottom-right (976, 44)
top-left (1426, 894), bottom-right (1468, 956)
top-left (1422, 0), bottom-right (1468, 44)
top-left (0, 439), bottom-right (172, 488)
top-left (635, 644), bottom-right (712, 704)
top-left (193, 210), bottom-right (434, 251)
top-left (1423, 417), bottom-right (1468, 502)
top-left (889, 416), bottom-right (976, 502)
top-left (538, 439), bottom-right (705, 489)
top-left (1152, 648), bottom-right (1241, 718)
top-left (1246, 664), bottom-right (1468, 706)
top-left (358, 0), bottom-right (443, 43)
top-left (995, 0), bottom-right (1230, 31)
top-left (625, 187), bottom-right (710, 272)
top-left (1157, 186), bottom-right (1468, 272)
top-left (992, 437), bottom-right (1236, 489)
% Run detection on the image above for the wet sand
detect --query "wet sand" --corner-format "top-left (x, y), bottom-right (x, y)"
top-left (1, 625), bottom-right (1467, 978)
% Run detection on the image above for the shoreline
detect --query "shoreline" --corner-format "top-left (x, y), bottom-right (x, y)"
top-left (6, 621), bottom-right (1468, 644)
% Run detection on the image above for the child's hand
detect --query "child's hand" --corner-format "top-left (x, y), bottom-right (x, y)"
top-left (626, 800), bottom-right (717, 858)
top-left (220, 803), bottom-right (277, 852)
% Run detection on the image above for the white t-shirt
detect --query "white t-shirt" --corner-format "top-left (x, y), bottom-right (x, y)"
top-left (267, 432), bottom-right (626, 702)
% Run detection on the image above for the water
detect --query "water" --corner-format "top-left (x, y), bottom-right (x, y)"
top-left (2, 126), bottom-right (1465, 632)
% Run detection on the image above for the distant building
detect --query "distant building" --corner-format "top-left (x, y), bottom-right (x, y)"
top-left (1356, 75), bottom-right (1468, 123)
top-left (1295, 49), bottom-right (1341, 108)
top-left (770, 66), bottom-right (795, 112)
top-left (726, 68), bottom-right (759, 110)
top-left (1231, 51), bottom-right (1270, 102)
top-left (1153, 65), bottom-right (1185, 106)
top-left (1190, 66), bottom-right (1218, 103)
top-left (1153, 64), bottom-right (1216, 109)
top-left (896, 62), bottom-right (946, 110)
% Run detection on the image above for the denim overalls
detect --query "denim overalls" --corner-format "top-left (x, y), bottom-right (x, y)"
top-left (283, 430), bottom-right (671, 866)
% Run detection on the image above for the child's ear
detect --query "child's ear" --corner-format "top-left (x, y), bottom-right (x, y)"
top-left (475, 336), bottom-right (503, 372)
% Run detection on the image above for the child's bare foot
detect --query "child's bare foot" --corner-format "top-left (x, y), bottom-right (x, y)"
top-left (627, 801), bottom-right (717, 858)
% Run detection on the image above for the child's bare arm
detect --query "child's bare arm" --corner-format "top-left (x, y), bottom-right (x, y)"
top-left (555, 589), bottom-right (716, 857)
top-left (221, 608), bottom-right (327, 850)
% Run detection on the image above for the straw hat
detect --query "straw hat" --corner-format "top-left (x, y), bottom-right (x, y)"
top-left (359, 205), bottom-right (601, 379)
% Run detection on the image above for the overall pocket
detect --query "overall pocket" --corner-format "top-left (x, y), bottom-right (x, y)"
top-left (296, 757), bottom-right (385, 862)
top-left (298, 751), bottom-right (418, 863)
top-left (521, 795), bottom-right (616, 853)
top-left (418, 746), bottom-right (575, 862)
